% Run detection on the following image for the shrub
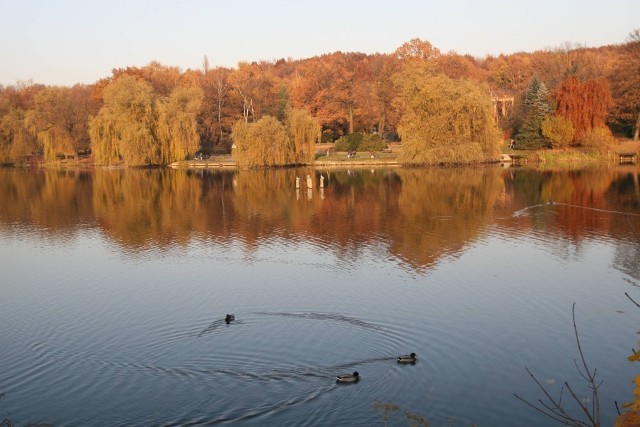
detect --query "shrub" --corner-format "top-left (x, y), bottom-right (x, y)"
top-left (541, 115), bottom-right (574, 149)
top-left (334, 132), bottom-right (386, 152)
top-left (321, 129), bottom-right (335, 143)
top-left (334, 132), bottom-right (363, 152)
top-left (359, 134), bottom-right (386, 151)
top-left (580, 126), bottom-right (615, 154)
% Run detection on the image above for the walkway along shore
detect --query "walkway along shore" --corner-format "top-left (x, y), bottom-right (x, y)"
top-left (169, 155), bottom-right (402, 169)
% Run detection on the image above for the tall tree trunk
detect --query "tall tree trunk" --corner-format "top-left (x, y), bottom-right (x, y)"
top-left (348, 106), bottom-right (354, 134)
top-left (217, 99), bottom-right (223, 144)
top-left (634, 109), bottom-right (640, 141)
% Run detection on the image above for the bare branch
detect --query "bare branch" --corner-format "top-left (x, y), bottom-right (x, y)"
top-left (625, 292), bottom-right (640, 308)
top-left (516, 304), bottom-right (600, 427)
top-left (513, 393), bottom-right (574, 425)
top-left (564, 381), bottom-right (597, 426)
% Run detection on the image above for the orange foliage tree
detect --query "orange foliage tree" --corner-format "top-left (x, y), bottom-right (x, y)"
top-left (609, 29), bottom-right (640, 140)
top-left (553, 76), bottom-right (613, 141)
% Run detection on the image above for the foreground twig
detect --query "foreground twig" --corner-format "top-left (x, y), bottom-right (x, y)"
top-left (625, 292), bottom-right (640, 309)
top-left (514, 303), bottom-right (601, 427)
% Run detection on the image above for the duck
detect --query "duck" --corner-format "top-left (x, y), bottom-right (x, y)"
top-left (397, 352), bottom-right (417, 363)
top-left (225, 314), bottom-right (235, 324)
top-left (336, 371), bottom-right (359, 383)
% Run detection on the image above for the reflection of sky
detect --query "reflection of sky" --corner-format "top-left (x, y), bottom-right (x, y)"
top-left (1, 210), bottom-right (638, 426)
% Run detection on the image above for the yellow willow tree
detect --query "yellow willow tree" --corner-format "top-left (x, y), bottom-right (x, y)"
top-left (0, 108), bottom-right (36, 164)
top-left (232, 116), bottom-right (294, 167)
top-left (25, 86), bottom-right (76, 162)
top-left (90, 75), bottom-right (159, 166)
top-left (157, 86), bottom-right (204, 163)
top-left (396, 66), bottom-right (501, 165)
top-left (286, 108), bottom-right (320, 164)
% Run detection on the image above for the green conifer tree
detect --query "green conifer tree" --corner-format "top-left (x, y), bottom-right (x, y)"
top-left (515, 76), bottom-right (551, 149)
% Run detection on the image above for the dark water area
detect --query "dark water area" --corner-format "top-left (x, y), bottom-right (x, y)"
top-left (0, 165), bottom-right (639, 426)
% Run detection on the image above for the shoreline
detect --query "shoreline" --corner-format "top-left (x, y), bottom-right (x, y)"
top-left (8, 141), bottom-right (638, 170)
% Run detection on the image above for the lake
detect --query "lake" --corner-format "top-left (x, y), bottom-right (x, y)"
top-left (0, 165), bottom-right (639, 426)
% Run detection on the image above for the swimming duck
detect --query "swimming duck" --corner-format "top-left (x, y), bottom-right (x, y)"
top-left (397, 353), bottom-right (417, 363)
top-left (225, 314), bottom-right (235, 324)
top-left (336, 371), bottom-right (359, 383)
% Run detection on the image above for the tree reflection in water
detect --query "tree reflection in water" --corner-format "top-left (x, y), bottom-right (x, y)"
top-left (0, 166), bottom-right (637, 271)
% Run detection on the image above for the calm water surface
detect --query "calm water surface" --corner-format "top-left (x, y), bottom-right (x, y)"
top-left (1, 166), bottom-right (639, 426)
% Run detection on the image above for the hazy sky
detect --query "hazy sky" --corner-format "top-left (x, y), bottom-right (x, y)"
top-left (1, 0), bottom-right (638, 86)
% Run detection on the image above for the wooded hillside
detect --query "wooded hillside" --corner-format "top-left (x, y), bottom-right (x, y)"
top-left (0, 32), bottom-right (638, 166)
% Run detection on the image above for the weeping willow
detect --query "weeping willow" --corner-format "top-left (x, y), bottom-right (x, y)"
top-left (232, 116), bottom-right (293, 167)
top-left (286, 108), bottom-right (320, 164)
top-left (0, 109), bottom-right (36, 164)
top-left (38, 127), bottom-right (74, 161)
top-left (232, 109), bottom-right (319, 167)
top-left (90, 76), bottom-right (202, 166)
top-left (89, 75), bottom-right (158, 166)
top-left (157, 86), bottom-right (203, 163)
top-left (397, 68), bottom-right (501, 165)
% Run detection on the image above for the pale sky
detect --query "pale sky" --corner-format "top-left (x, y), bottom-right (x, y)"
top-left (1, 0), bottom-right (638, 86)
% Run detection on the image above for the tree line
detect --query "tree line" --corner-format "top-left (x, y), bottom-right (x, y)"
top-left (0, 31), bottom-right (638, 166)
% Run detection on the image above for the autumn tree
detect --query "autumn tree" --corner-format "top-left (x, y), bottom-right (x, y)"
top-left (110, 61), bottom-right (181, 97)
top-left (91, 75), bottom-right (203, 165)
top-left (610, 29), bottom-right (640, 140)
top-left (231, 116), bottom-right (293, 167)
top-left (286, 108), bottom-right (320, 164)
top-left (157, 86), bottom-right (203, 163)
top-left (553, 75), bottom-right (613, 141)
top-left (515, 76), bottom-right (551, 149)
top-left (229, 61), bottom-right (281, 123)
top-left (0, 83), bottom-right (40, 164)
top-left (394, 38), bottom-right (441, 65)
top-left (0, 107), bottom-right (36, 164)
top-left (367, 54), bottom-right (401, 137)
top-left (290, 56), bottom-right (346, 135)
top-left (541, 115), bottom-right (574, 148)
top-left (396, 67), bottom-right (501, 165)
top-left (90, 75), bottom-right (158, 166)
top-left (26, 87), bottom-right (74, 161)
top-left (199, 66), bottom-right (233, 148)
top-left (232, 108), bottom-right (319, 167)
top-left (437, 52), bottom-right (485, 80)
top-left (484, 53), bottom-right (533, 93)
top-left (290, 52), bottom-right (371, 137)
top-left (25, 85), bottom-right (94, 161)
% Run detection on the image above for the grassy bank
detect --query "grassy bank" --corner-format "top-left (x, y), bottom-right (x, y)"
top-left (18, 139), bottom-right (640, 169)
top-left (500, 138), bottom-right (639, 169)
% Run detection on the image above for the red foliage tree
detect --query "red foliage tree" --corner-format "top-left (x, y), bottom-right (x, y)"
top-left (553, 76), bottom-right (613, 140)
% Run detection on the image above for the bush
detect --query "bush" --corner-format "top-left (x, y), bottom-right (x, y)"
top-left (359, 134), bottom-right (386, 151)
top-left (541, 115), bottom-right (574, 149)
top-left (334, 133), bottom-right (363, 152)
top-left (321, 129), bottom-right (335, 143)
top-left (580, 126), bottom-right (615, 154)
top-left (334, 132), bottom-right (386, 152)
top-left (382, 130), bottom-right (400, 142)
